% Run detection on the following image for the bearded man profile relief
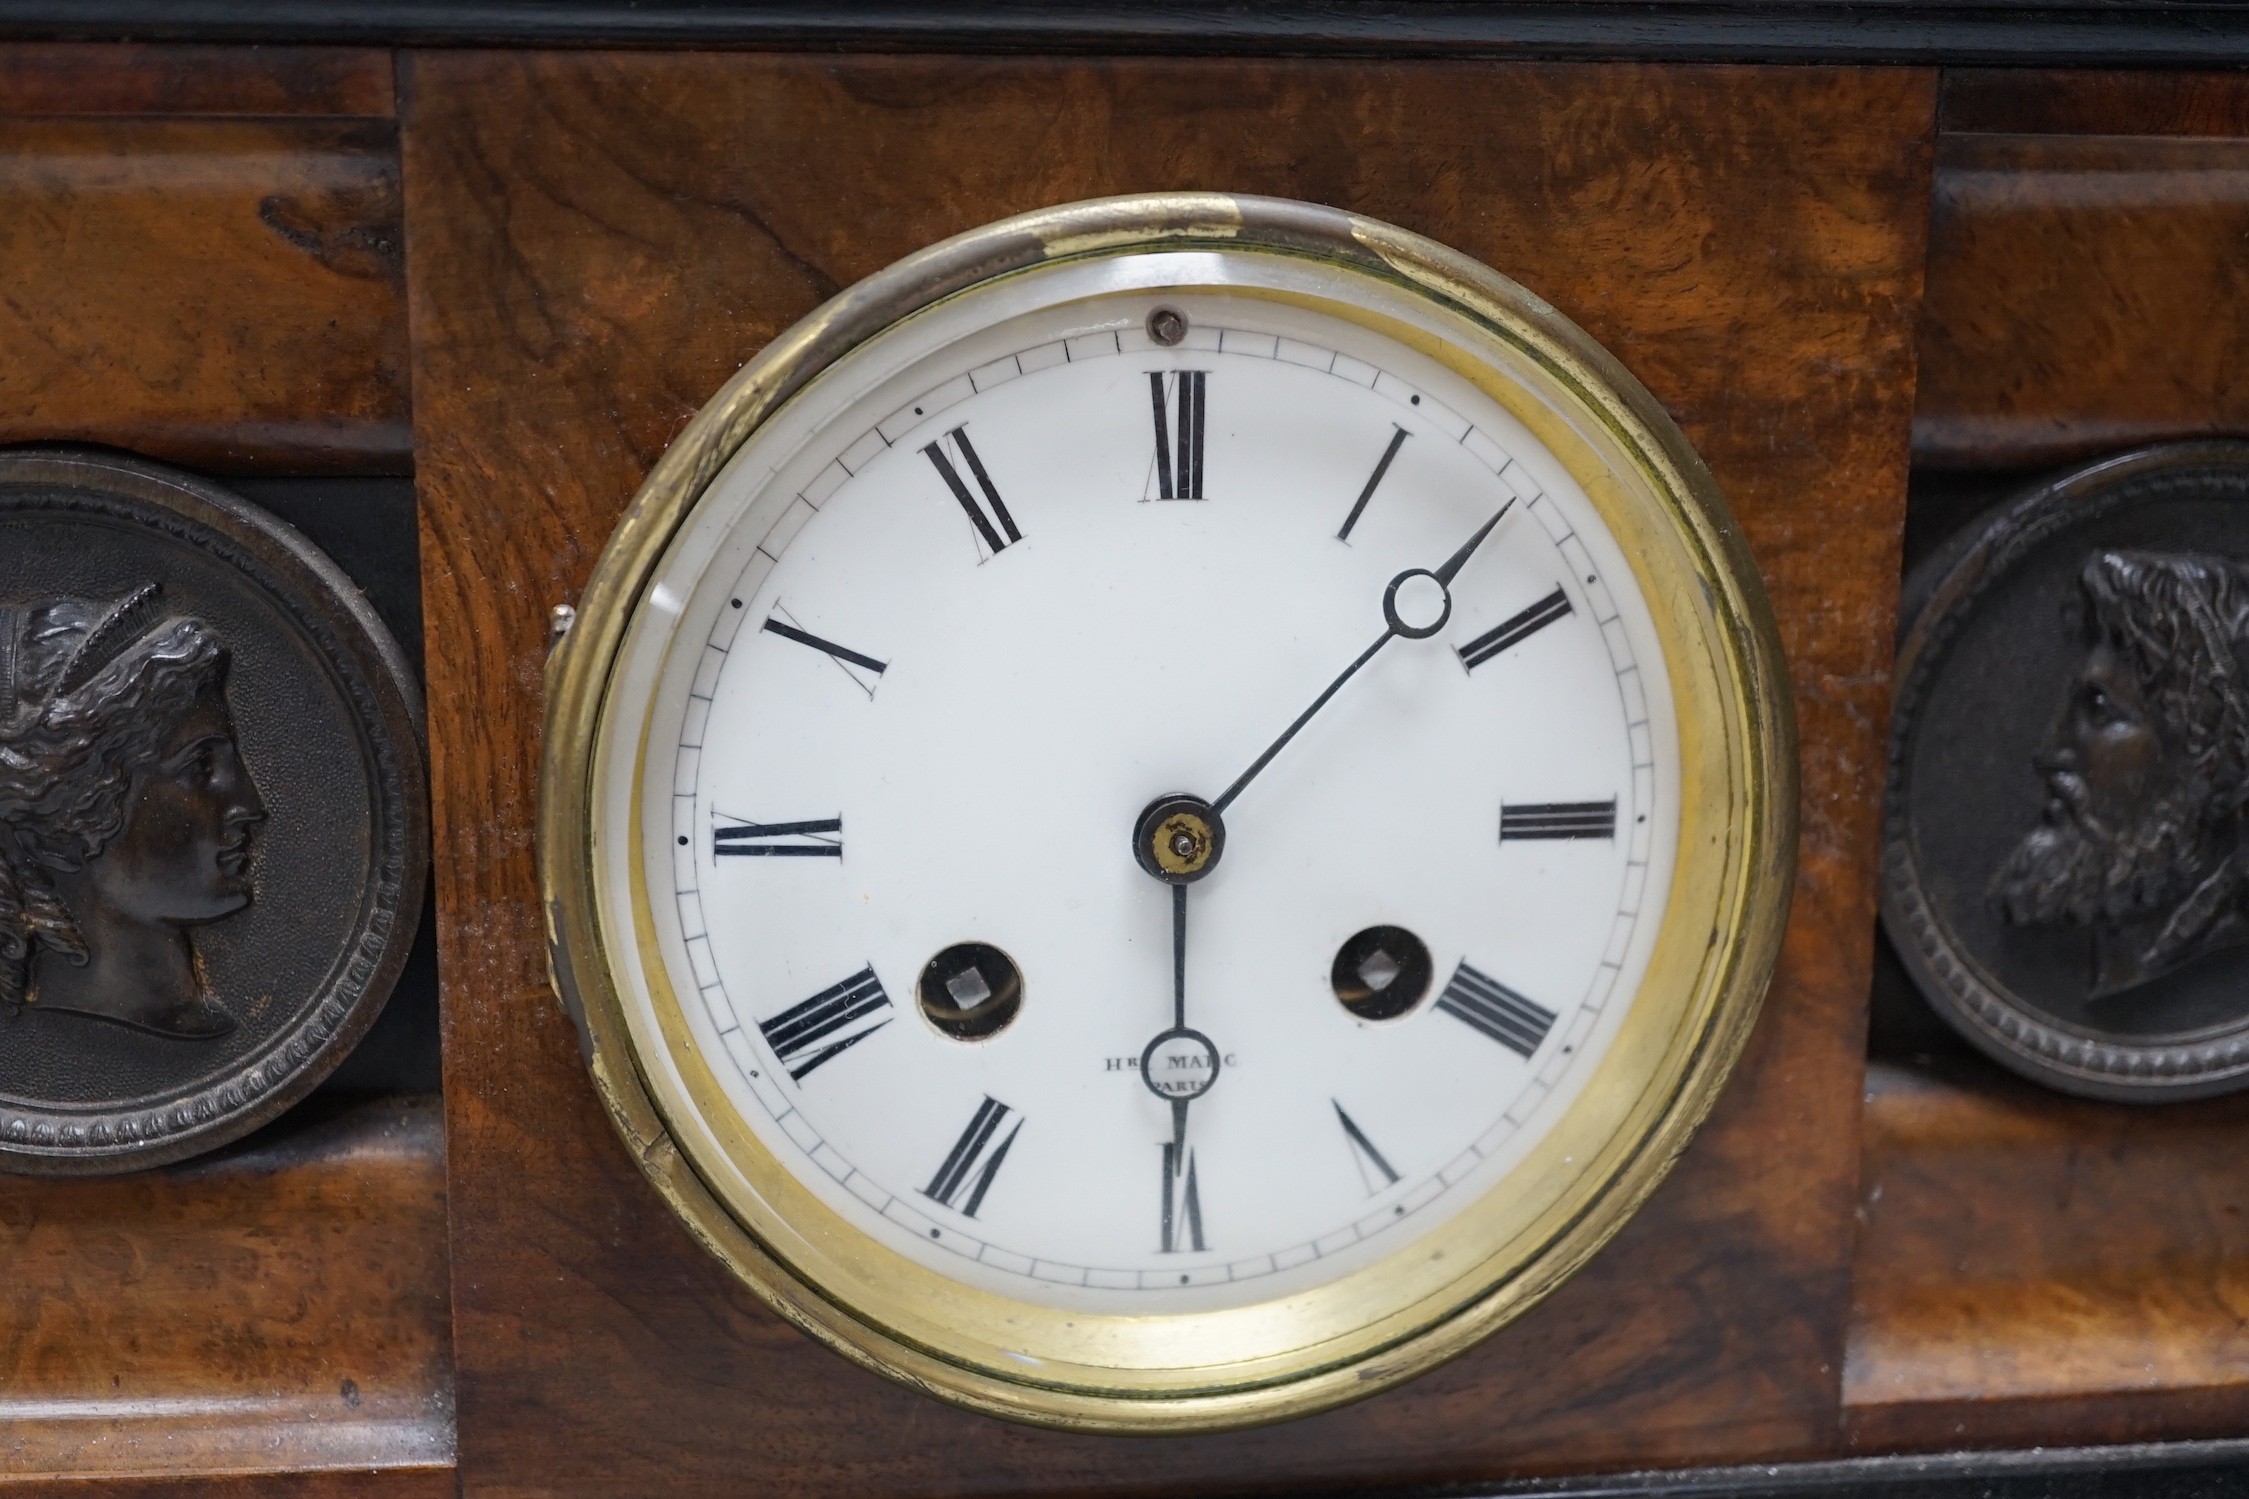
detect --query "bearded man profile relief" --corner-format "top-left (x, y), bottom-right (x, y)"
top-left (1994, 550), bottom-right (2249, 1000)
top-left (0, 583), bottom-right (266, 1038)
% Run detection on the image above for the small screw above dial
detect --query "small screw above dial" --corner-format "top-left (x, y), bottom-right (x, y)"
top-left (1146, 306), bottom-right (1188, 347)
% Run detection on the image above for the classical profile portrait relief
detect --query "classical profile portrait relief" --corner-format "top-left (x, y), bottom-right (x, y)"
top-left (0, 583), bottom-right (266, 1039)
top-left (1993, 550), bottom-right (2249, 1000)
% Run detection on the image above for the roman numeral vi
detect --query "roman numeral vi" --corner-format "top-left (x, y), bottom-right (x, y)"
top-left (758, 966), bottom-right (892, 1081)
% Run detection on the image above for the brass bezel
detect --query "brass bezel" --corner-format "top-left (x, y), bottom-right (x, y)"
top-left (539, 194), bottom-right (1796, 1432)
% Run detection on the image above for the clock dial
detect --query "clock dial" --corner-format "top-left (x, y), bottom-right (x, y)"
top-left (661, 300), bottom-right (1668, 1307)
top-left (548, 195), bottom-right (1792, 1428)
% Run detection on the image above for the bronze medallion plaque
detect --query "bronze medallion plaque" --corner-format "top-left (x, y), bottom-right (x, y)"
top-left (0, 450), bottom-right (426, 1171)
top-left (1885, 442), bottom-right (2249, 1100)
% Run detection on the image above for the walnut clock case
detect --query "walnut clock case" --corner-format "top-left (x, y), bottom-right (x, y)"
top-left (539, 194), bottom-right (1796, 1431)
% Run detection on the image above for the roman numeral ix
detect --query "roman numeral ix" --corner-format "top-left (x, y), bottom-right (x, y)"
top-left (922, 1096), bottom-right (1022, 1218)
top-left (1500, 799), bottom-right (1616, 842)
top-left (1149, 370), bottom-right (1207, 501)
top-left (1334, 1101), bottom-right (1402, 1193)
top-left (1160, 1141), bottom-right (1206, 1253)
top-left (714, 817), bottom-right (843, 858)
top-left (758, 966), bottom-right (892, 1082)
top-left (1457, 585), bottom-right (1572, 671)
top-left (1436, 962), bottom-right (1558, 1059)
top-left (923, 426), bottom-right (1020, 557)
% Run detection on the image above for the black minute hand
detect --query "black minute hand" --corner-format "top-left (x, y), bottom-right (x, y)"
top-left (1209, 500), bottom-right (1514, 816)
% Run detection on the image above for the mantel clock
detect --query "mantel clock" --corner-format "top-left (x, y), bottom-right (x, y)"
top-left (540, 194), bottom-right (1795, 1431)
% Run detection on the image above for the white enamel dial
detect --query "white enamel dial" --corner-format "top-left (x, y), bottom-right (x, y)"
top-left (598, 253), bottom-right (1682, 1317)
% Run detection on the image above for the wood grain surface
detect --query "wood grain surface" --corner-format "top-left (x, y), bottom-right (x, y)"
top-left (0, 114), bottom-right (409, 473)
top-left (404, 52), bottom-right (1933, 1494)
top-left (0, 1096), bottom-right (454, 1486)
top-left (1913, 127), bottom-right (2249, 469)
top-left (0, 44), bottom-right (393, 118)
top-left (1844, 1062), bottom-right (2249, 1452)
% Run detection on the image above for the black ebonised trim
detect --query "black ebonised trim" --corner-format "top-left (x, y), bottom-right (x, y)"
top-left (5, 1), bottom-right (2249, 67)
top-left (1372, 1437), bottom-right (2249, 1498)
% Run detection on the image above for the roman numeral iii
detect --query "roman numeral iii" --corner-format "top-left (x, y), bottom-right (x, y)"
top-left (1457, 585), bottom-right (1572, 671)
top-left (713, 817), bottom-right (842, 858)
top-left (922, 426), bottom-right (1020, 557)
top-left (923, 1096), bottom-right (1023, 1218)
top-left (759, 966), bottom-right (891, 1082)
top-left (1436, 962), bottom-right (1558, 1059)
top-left (1160, 1141), bottom-right (1206, 1252)
top-left (1148, 370), bottom-right (1207, 501)
top-left (1500, 799), bottom-right (1616, 842)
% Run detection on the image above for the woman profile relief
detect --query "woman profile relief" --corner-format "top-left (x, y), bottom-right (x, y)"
top-left (0, 584), bottom-right (266, 1039)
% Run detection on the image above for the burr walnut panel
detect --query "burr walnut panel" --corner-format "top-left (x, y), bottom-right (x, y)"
top-left (0, 114), bottom-right (409, 474)
top-left (405, 52), bottom-right (1933, 1494)
top-left (1845, 1062), bottom-right (2249, 1453)
top-left (0, 1097), bottom-right (453, 1487)
top-left (1914, 126), bottom-right (2249, 469)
